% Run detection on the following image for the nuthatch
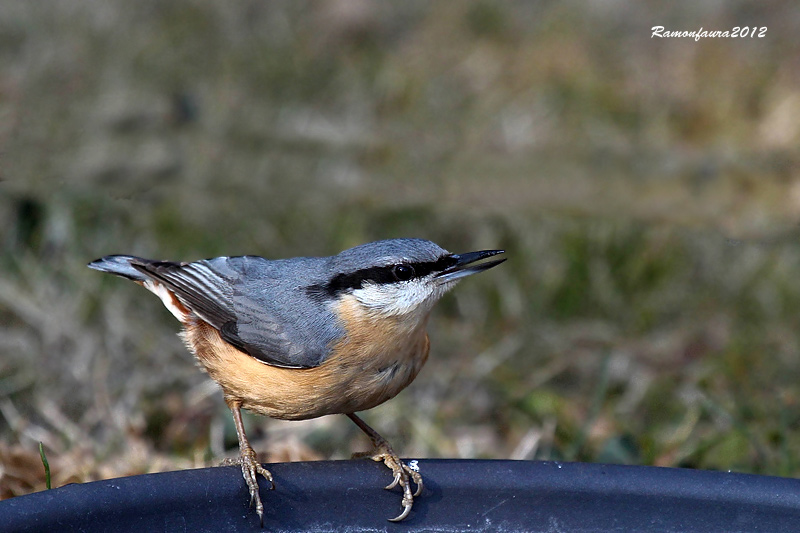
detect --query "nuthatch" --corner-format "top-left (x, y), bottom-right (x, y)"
top-left (89, 238), bottom-right (505, 523)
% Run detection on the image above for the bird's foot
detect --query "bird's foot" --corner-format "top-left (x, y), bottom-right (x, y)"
top-left (354, 443), bottom-right (423, 522)
top-left (221, 446), bottom-right (274, 526)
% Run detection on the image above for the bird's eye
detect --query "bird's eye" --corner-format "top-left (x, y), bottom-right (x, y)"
top-left (393, 264), bottom-right (415, 281)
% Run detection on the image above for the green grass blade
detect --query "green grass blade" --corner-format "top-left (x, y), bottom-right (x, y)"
top-left (38, 442), bottom-right (51, 490)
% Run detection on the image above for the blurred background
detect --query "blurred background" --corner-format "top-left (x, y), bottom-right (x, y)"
top-left (3, 0), bottom-right (800, 499)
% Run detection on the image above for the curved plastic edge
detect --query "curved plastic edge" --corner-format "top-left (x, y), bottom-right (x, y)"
top-left (2, 460), bottom-right (800, 532)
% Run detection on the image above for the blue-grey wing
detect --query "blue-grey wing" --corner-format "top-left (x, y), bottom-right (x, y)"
top-left (130, 256), bottom-right (334, 369)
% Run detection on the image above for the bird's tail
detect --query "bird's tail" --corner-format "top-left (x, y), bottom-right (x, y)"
top-left (88, 255), bottom-right (191, 321)
top-left (88, 255), bottom-right (149, 281)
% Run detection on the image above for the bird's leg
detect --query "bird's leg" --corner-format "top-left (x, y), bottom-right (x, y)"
top-left (347, 412), bottom-right (423, 522)
top-left (221, 399), bottom-right (274, 526)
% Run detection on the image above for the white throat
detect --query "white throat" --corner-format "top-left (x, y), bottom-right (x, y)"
top-left (351, 278), bottom-right (453, 319)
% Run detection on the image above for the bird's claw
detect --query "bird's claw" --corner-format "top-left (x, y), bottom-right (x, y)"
top-left (362, 446), bottom-right (423, 521)
top-left (222, 447), bottom-right (274, 526)
top-left (391, 500), bottom-right (413, 522)
top-left (384, 471), bottom-right (401, 490)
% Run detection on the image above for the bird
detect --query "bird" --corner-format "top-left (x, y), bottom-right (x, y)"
top-left (88, 238), bottom-right (505, 524)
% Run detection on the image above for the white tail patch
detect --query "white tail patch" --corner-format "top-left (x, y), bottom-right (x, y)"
top-left (142, 279), bottom-right (190, 322)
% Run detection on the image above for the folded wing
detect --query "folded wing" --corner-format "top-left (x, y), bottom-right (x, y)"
top-left (126, 257), bottom-right (327, 369)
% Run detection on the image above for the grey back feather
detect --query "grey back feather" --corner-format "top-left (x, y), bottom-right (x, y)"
top-left (222, 255), bottom-right (340, 368)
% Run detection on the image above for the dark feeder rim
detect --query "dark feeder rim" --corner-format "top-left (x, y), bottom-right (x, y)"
top-left (3, 459), bottom-right (800, 532)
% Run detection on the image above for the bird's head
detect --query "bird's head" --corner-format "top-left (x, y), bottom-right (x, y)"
top-left (311, 239), bottom-right (505, 323)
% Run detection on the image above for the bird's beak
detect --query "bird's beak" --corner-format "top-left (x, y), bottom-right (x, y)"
top-left (435, 249), bottom-right (506, 284)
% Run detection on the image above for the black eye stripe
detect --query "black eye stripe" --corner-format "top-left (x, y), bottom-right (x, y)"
top-left (306, 256), bottom-right (457, 299)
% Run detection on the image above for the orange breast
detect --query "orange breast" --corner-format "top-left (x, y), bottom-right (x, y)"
top-left (182, 295), bottom-right (431, 420)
